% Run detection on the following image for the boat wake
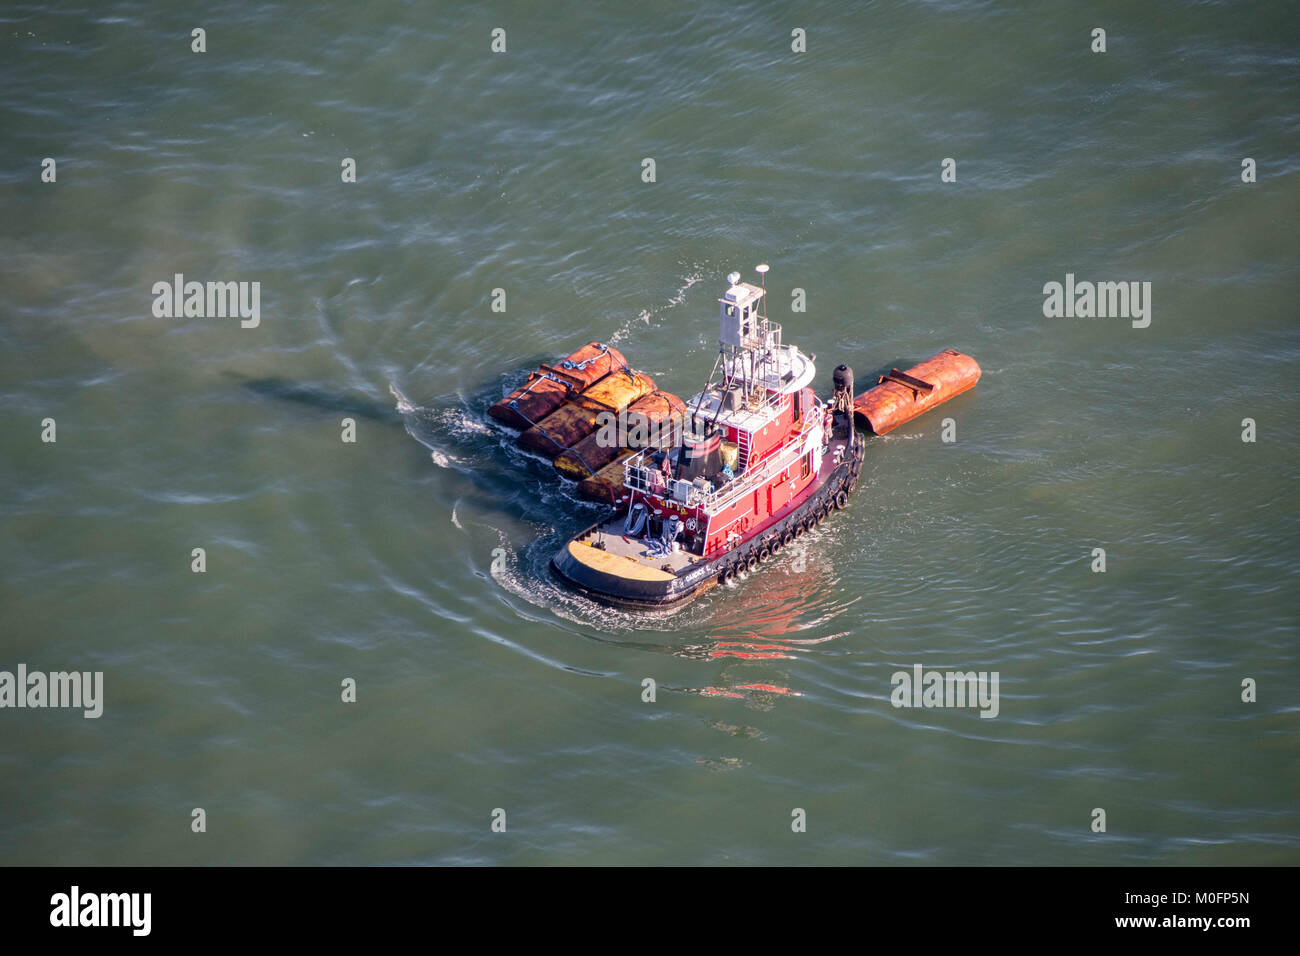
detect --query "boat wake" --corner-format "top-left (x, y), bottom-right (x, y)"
top-left (607, 266), bottom-right (704, 346)
top-left (388, 332), bottom-right (870, 707)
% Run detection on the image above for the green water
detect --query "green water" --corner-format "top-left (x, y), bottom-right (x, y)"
top-left (1, 0), bottom-right (1297, 864)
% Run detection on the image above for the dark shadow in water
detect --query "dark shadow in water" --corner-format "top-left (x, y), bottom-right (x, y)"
top-left (226, 371), bottom-right (561, 529)
top-left (391, 376), bottom-right (618, 541)
top-left (226, 372), bottom-right (401, 423)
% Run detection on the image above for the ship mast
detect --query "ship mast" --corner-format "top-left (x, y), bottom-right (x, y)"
top-left (694, 265), bottom-right (781, 430)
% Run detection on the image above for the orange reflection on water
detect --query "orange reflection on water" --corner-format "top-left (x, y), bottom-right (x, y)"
top-left (680, 557), bottom-right (858, 700)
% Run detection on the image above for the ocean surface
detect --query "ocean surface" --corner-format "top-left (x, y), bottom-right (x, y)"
top-left (1, 0), bottom-right (1297, 865)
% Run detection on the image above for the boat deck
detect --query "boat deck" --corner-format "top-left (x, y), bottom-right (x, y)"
top-left (575, 421), bottom-right (858, 578)
top-left (577, 519), bottom-right (700, 574)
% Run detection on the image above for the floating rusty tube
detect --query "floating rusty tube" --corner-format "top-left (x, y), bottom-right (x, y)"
top-left (569, 370), bottom-right (655, 414)
top-left (488, 342), bottom-right (628, 430)
top-left (488, 374), bottom-right (569, 431)
top-left (852, 348), bottom-right (980, 435)
top-left (517, 372), bottom-right (656, 457)
top-left (553, 431), bottom-right (621, 480)
top-left (553, 391), bottom-right (685, 480)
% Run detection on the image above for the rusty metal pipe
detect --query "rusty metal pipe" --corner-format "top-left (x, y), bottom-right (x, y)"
top-left (553, 390), bottom-right (685, 480)
top-left (853, 348), bottom-right (980, 435)
top-left (518, 372), bottom-right (656, 457)
top-left (488, 342), bottom-right (629, 430)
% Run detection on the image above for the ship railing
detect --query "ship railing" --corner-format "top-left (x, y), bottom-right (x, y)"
top-left (624, 419), bottom-right (816, 513)
top-left (698, 430), bottom-right (813, 515)
top-left (718, 343), bottom-right (804, 404)
top-left (623, 447), bottom-right (668, 496)
top-left (623, 398), bottom-right (821, 511)
top-left (623, 445), bottom-right (722, 509)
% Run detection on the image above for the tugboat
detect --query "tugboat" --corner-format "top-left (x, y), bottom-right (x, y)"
top-left (550, 266), bottom-right (865, 608)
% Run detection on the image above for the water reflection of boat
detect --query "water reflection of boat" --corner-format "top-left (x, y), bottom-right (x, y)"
top-left (678, 561), bottom-right (859, 700)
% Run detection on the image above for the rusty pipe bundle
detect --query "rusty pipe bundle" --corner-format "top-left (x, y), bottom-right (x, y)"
top-left (576, 450), bottom-right (637, 504)
top-left (553, 390), bottom-right (685, 480)
top-left (517, 372), bottom-right (656, 457)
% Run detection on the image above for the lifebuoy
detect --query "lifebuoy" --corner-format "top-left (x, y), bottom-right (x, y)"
top-left (686, 516), bottom-right (697, 533)
top-left (835, 490), bottom-right (849, 509)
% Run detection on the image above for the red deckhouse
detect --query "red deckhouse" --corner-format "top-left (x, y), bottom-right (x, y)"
top-left (622, 271), bottom-right (825, 558)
